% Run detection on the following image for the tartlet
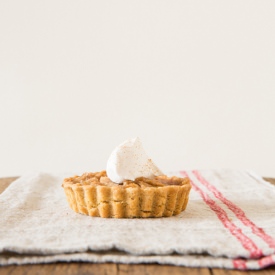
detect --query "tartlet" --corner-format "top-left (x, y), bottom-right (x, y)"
top-left (62, 171), bottom-right (191, 218)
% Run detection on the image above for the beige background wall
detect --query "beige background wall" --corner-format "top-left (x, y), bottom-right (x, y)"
top-left (1, 1), bottom-right (275, 178)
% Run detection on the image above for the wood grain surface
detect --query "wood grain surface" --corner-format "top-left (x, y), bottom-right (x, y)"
top-left (0, 177), bottom-right (275, 275)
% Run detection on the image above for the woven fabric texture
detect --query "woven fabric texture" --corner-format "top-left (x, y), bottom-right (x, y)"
top-left (0, 170), bottom-right (275, 270)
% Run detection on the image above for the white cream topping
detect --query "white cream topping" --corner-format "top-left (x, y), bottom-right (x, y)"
top-left (106, 138), bottom-right (163, 183)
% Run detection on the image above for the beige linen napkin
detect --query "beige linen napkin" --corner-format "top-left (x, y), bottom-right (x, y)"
top-left (0, 170), bottom-right (275, 270)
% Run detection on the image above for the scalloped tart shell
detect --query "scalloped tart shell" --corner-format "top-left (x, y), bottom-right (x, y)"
top-left (62, 171), bottom-right (191, 218)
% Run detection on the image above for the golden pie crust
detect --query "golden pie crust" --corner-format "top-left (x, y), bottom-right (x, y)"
top-left (62, 171), bottom-right (191, 218)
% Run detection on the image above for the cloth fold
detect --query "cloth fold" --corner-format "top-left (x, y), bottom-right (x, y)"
top-left (0, 170), bottom-right (275, 270)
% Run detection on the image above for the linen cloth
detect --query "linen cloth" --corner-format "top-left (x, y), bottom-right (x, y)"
top-left (0, 170), bottom-right (275, 270)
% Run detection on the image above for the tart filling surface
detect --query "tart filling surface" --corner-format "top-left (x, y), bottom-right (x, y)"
top-left (62, 171), bottom-right (191, 218)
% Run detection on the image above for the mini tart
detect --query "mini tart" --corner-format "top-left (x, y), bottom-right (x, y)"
top-left (62, 171), bottom-right (191, 218)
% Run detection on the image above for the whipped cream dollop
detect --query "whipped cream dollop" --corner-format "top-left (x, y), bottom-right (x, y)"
top-left (106, 138), bottom-right (163, 183)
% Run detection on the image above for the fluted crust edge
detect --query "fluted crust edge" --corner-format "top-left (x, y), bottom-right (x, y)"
top-left (63, 181), bottom-right (191, 218)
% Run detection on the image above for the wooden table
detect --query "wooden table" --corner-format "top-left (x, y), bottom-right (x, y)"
top-left (1, 177), bottom-right (275, 275)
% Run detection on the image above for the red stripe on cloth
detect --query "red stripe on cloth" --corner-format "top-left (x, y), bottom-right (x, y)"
top-left (258, 255), bottom-right (275, 268)
top-left (231, 256), bottom-right (275, 270)
top-left (233, 259), bottom-right (247, 270)
top-left (181, 171), bottom-right (262, 261)
top-left (192, 170), bottom-right (275, 251)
